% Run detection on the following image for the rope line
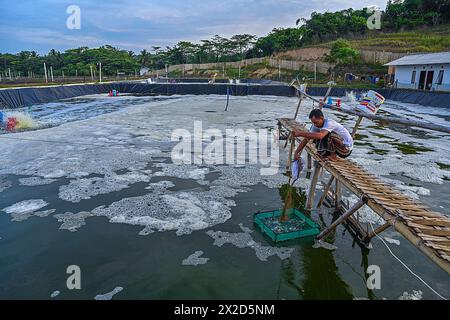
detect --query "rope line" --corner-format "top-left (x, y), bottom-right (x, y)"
top-left (369, 222), bottom-right (447, 300)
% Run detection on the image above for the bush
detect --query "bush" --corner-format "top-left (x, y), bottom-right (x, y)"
top-left (326, 39), bottom-right (361, 65)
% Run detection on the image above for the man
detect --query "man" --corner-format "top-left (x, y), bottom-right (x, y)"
top-left (293, 109), bottom-right (353, 162)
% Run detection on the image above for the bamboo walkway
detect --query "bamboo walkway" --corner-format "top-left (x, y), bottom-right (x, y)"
top-left (278, 117), bottom-right (450, 275)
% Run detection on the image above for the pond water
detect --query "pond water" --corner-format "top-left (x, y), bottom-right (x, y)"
top-left (0, 94), bottom-right (449, 300)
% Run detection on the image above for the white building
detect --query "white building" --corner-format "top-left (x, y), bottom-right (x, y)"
top-left (385, 52), bottom-right (450, 92)
top-left (139, 67), bottom-right (150, 76)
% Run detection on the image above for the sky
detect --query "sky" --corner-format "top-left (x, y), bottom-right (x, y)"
top-left (0, 0), bottom-right (388, 54)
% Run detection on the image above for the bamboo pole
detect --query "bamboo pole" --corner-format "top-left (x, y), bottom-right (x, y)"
top-left (306, 153), bottom-right (312, 179)
top-left (317, 176), bottom-right (335, 208)
top-left (317, 196), bottom-right (368, 240)
top-left (364, 222), bottom-right (392, 242)
top-left (335, 180), bottom-right (342, 212)
top-left (294, 93), bottom-right (303, 120)
top-left (286, 134), bottom-right (296, 176)
top-left (319, 87), bottom-right (333, 110)
top-left (352, 116), bottom-right (364, 138)
top-left (306, 161), bottom-right (321, 210)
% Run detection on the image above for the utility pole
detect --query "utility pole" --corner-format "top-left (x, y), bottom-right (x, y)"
top-left (238, 64), bottom-right (241, 79)
top-left (50, 66), bottom-right (54, 82)
top-left (90, 65), bottom-right (93, 81)
top-left (314, 63), bottom-right (317, 82)
top-left (99, 62), bottom-right (102, 83)
top-left (8, 68), bottom-right (12, 80)
top-left (43, 63), bottom-right (48, 83)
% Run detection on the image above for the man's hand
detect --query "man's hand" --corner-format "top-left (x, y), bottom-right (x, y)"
top-left (292, 128), bottom-right (303, 137)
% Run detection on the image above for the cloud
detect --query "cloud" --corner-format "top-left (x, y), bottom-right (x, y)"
top-left (0, 0), bottom-right (389, 53)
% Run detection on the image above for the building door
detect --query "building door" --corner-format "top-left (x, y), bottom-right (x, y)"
top-left (425, 71), bottom-right (434, 91)
top-left (418, 71), bottom-right (427, 90)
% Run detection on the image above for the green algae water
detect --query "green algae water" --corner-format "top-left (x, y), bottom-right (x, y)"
top-left (0, 95), bottom-right (449, 300)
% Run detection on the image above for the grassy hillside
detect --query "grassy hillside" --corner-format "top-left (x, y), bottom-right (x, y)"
top-left (319, 25), bottom-right (450, 53)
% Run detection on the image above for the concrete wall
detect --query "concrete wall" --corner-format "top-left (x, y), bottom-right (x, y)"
top-left (395, 64), bottom-right (450, 91)
top-left (151, 57), bottom-right (334, 76)
top-left (360, 50), bottom-right (406, 65)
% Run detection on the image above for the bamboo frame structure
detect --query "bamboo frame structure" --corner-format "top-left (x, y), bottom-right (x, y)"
top-left (292, 84), bottom-right (450, 134)
top-left (277, 84), bottom-right (450, 274)
top-left (317, 196), bottom-right (368, 240)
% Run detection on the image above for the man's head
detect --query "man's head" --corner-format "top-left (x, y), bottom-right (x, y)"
top-left (309, 109), bottom-right (325, 128)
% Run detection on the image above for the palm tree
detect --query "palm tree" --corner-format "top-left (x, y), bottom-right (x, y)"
top-left (139, 49), bottom-right (150, 67)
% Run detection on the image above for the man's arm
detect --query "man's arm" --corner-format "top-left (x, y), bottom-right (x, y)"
top-left (292, 128), bottom-right (328, 140)
top-left (294, 137), bottom-right (309, 161)
top-left (292, 129), bottom-right (329, 160)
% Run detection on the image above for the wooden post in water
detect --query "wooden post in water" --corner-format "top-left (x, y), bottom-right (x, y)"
top-left (317, 176), bottom-right (335, 208)
top-left (317, 196), bottom-right (368, 240)
top-left (306, 154), bottom-right (312, 179)
top-left (352, 116), bottom-right (364, 138)
top-left (294, 93), bottom-right (303, 120)
top-left (286, 134), bottom-right (296, 176)
top-left (363, 222), bottom-right (392, 242)
top-left (319, 86), bottom-right (333, 110)
top-left (335, 180), bottom-right (342, 212)
top-left (306, 161), bottom-right (321, 211)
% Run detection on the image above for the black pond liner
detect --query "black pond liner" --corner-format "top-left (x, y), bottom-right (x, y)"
top-left (1, 81), bottom-right (449, 109)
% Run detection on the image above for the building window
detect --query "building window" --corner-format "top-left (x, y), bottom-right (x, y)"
top-left (411, 71), bottom-right (416, 84)
top-left (437, 70), bottom-right (444, 85)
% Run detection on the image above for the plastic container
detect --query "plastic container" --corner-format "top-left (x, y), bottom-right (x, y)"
top-left (254, 208), bottom-right (320, 242)
top-left (355, 90), bottom-right (385, 115)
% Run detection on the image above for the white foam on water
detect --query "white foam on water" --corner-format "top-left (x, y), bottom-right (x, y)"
top-left (313, 240), bottom-right (338, 251)
top-left (92, 186), bottom-right (235, 236)
top-left (0, 180), bottom-right (12, 192)
top-left (398, 290), bottom-right (423, 300)
top-left (239, 223), bottom-right (253, 233)
top-left (59, 171), bottom-right (151, 203)
top-left (50, 290), bottom-right (60, 298)
top-left (206, 230), bottom-right (294, 261)
top-left (3, 199), bottom-right (49, 216)
top-left (0, 95), bottom-right (447, 238)
top-left (94, 287), bottom-right (124, 300)
top-left (19, 177), bottom-right (57, 186)
top-left (145, 180), bottom-right (175, 190)
top-left (384, 237), bottom-right (401, 246)
top-left (53, 212), bottom-right (92, 232)
top-left (11, 209), bottom-right (56, 222)
top-left (43, 170), bottom-right (67, 179)
top-left (154, 163), bottom-right (210, 185)
top-left (182, 251), bottom-right (210, 266)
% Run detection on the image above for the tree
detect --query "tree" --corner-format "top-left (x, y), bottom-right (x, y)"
top-left (231, 34), bottom-right (256, 60)
top-left (325, 39), bottom-right (360, 65)
top-left (139, 49), bottom-right (150, 67)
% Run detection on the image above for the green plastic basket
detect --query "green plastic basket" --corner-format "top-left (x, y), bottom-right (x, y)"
top-left (254, 208), bottom-right (320, 242)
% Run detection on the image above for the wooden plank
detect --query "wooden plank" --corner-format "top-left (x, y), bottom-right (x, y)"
top-left (420, 230), bottom-right (450, 237)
